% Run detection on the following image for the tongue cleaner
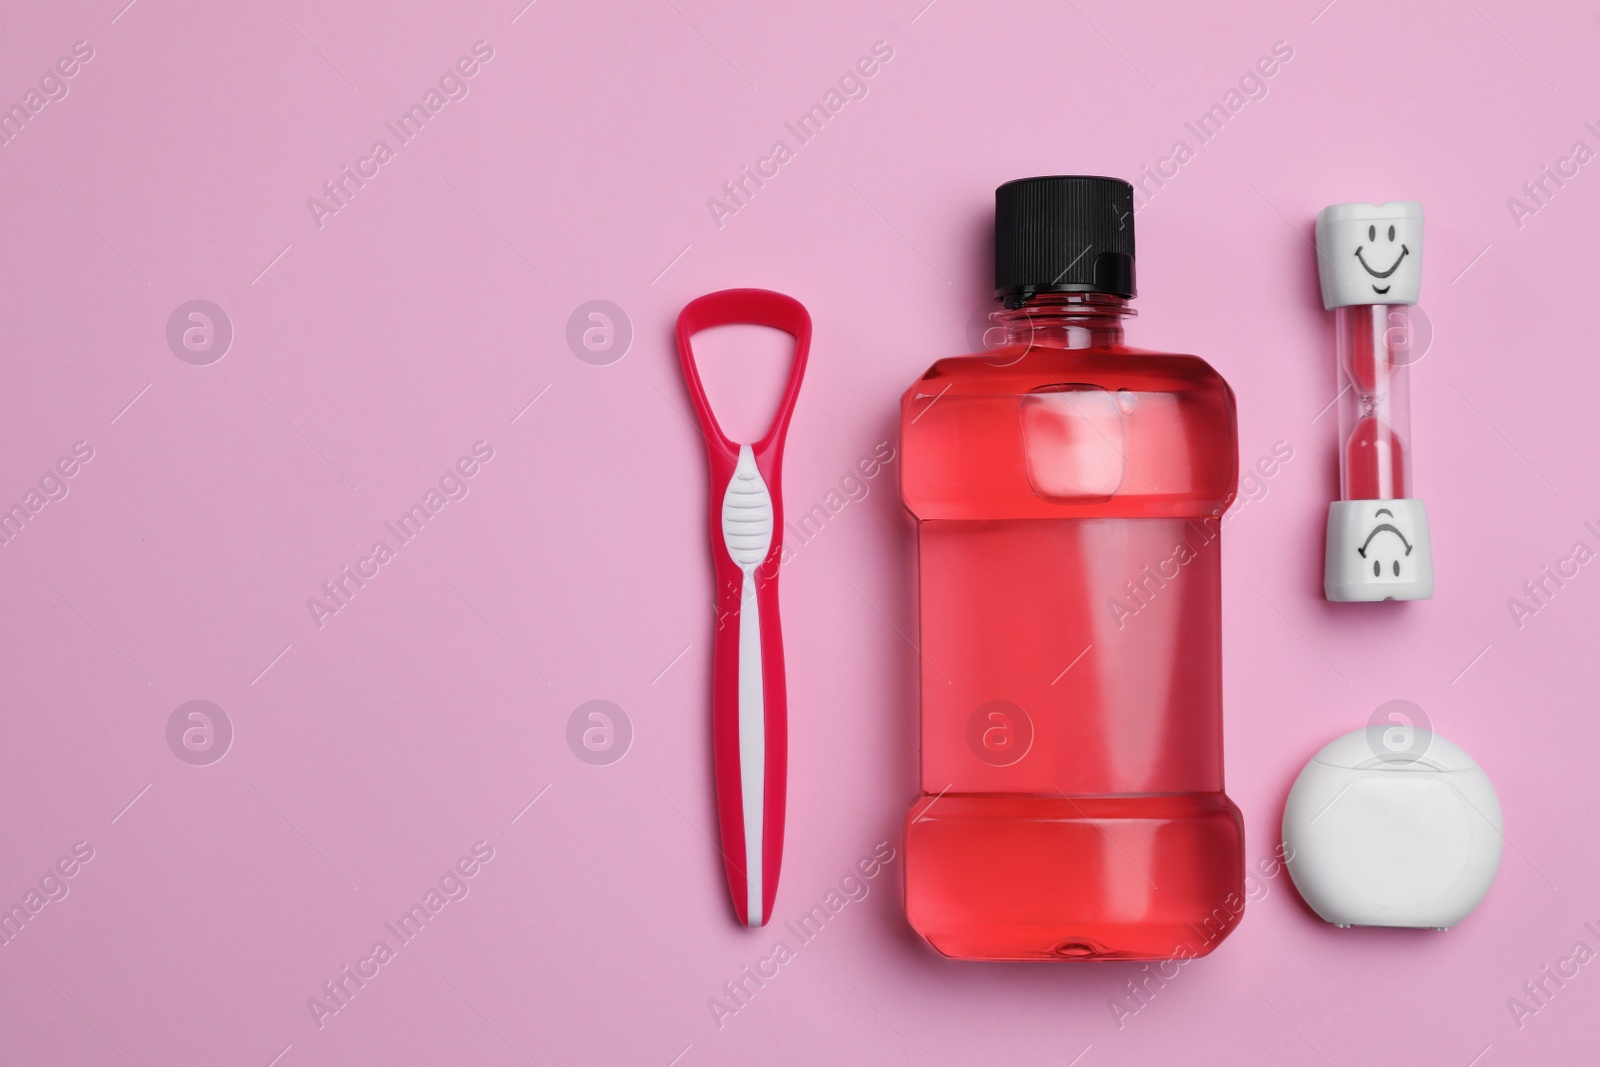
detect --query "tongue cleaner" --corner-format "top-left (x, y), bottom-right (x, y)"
top-left (674, 289), bottom-right (811, 927)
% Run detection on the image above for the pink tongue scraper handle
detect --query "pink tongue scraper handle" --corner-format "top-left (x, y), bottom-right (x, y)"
top-left (675, 289), bottom-right (810, 928)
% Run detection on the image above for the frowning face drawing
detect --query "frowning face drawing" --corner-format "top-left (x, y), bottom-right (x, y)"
top-left (1355, 506), bottom-right (1414, 582)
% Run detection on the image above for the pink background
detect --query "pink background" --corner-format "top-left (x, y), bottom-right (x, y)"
top-left (1, 0), bottom-right (1596, 1063)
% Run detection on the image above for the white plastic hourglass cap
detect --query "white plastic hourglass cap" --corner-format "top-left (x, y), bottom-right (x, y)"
top-left (1315, 202), bottom-right (1424, 309)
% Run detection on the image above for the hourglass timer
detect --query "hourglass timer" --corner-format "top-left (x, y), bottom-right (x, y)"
top-left (1315, 201), bottom-right (1434, 601)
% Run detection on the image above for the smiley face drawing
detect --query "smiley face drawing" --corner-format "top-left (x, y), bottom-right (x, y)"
top-left (1355, 506), bottom-right (1413, 582)
top-left (1315, 201), bottom-right (1424, 310)
top-left (1354, 223), bottom-right (1409, 297)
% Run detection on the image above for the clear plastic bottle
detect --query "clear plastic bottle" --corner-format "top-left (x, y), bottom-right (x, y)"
top-left (900, 177), bottom-right (1245, 961)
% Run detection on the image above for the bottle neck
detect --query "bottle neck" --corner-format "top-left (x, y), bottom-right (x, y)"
top-left (996, 292), bottom-right (1133, 349)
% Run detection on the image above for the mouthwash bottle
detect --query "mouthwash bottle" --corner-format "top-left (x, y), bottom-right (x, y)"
top-left (900, 177), bottom-right (1245, 960)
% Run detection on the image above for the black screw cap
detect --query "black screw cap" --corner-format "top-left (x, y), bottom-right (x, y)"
top-left (995, 176), bottom-right (1136, 306)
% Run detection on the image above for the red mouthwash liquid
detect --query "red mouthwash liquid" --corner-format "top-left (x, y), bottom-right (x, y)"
top-left (900, 177), bottom-right (1245, 960)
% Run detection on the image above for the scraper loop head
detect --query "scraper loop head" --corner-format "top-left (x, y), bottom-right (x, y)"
top-left (674, 289), bottom-right (811, 460)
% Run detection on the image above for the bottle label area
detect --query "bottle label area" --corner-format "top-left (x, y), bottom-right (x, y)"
top-left (919, 516), bottom-right (1225, 796)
